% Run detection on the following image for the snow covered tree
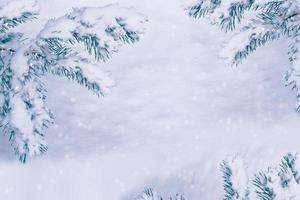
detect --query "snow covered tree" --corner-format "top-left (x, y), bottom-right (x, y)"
top-left (0, 0), bottom-right (147, 162)
top-left (188, 0), bottom-right (300, 112)
top-left (136, 189), bottom-right (186, 200)
top-left (221, 153), bottom-right (300, 200)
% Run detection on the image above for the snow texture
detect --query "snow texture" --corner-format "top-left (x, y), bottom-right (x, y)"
top-left (0, 0), bottom-right (300, 200)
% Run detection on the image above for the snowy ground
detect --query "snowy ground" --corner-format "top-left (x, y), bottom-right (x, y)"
top-left (1, 0), bottom-right (300, 199)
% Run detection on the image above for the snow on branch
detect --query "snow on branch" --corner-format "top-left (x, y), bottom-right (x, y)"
top-left (133, 153), bottom-right (300, 200)
top-left (136, 188), bottom-right (186, 200)
top-left (221, 153), bottom-right (300, 200)
top-left (221, 156), bottom-right (250, 200)
top-left (0, 2), bottom-right (147, 162)
top-left (188, 0), bottom-right (300, 113)
top-left (0, 0), bottom-right (38, 33)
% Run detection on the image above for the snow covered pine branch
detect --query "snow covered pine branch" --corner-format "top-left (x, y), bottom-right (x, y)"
top-left (0, 0), bottom-right (147, 162)
top-left (134, 154), bottom-right (300, 200)
top-left (221, 153), bottom-right (300, 200)
top-left (135, 188), bottom-right (186, 200)
top-left (188, 0), bottom-right (300, 113)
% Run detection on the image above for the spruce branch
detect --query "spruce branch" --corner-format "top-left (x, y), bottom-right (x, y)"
top-left (221, 153), bottom-right (300, 200)
top-left (0, 3), bottom-right (147, 162)
top-left (136, 188), bottom-right (186, 200)
top-left (0, 12), bottom-right (38, 33)
top-left (189, 0), bottom-right (300, 113)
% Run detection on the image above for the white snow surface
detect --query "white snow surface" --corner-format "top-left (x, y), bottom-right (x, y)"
top-left (0, 0), bottom-right (300, 199)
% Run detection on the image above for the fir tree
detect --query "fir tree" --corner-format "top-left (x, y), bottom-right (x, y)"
top-left (0, 1), bottom-right (146, 162)
top-left (188, 0), bottom-right (300, 112)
